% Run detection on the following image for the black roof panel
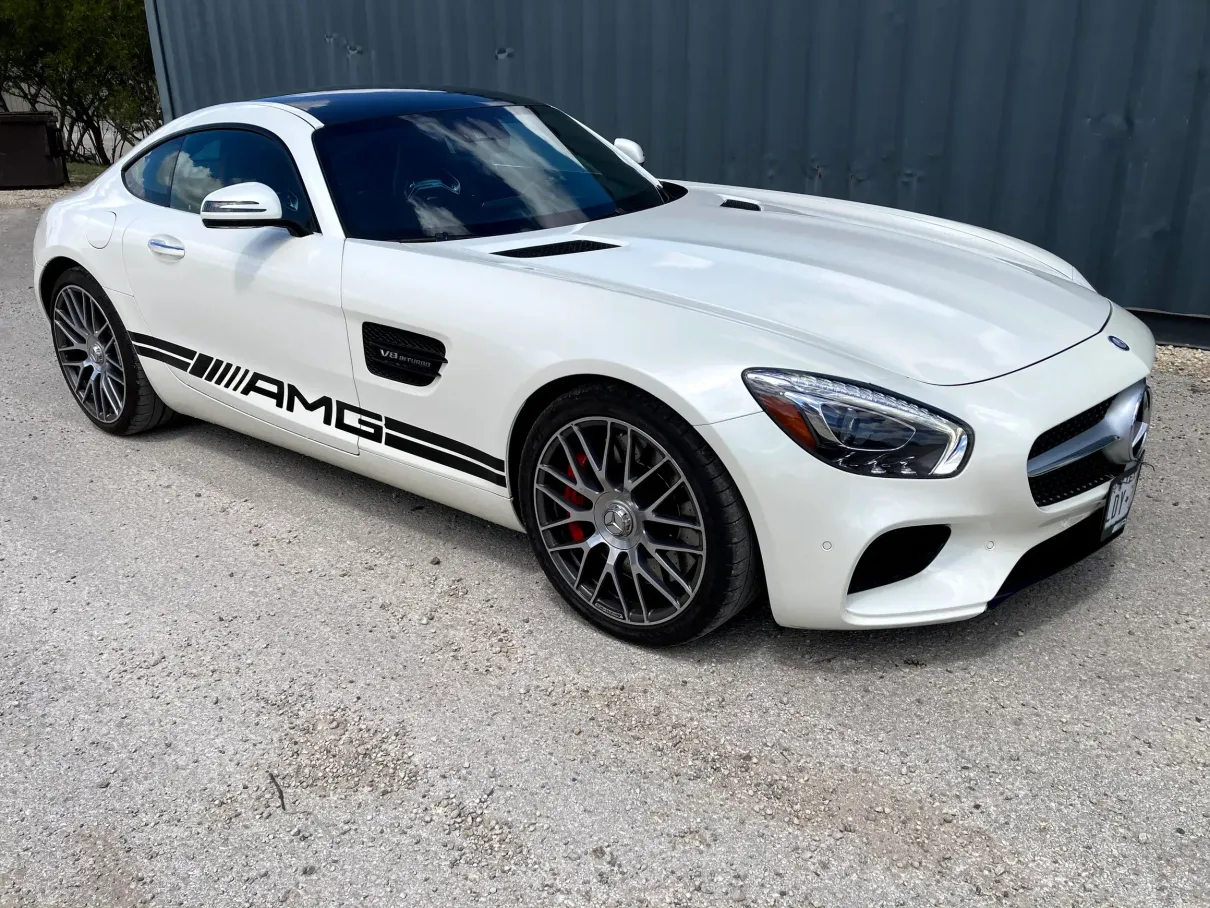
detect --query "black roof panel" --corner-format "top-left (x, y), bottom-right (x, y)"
top-left (263, 88), bottom-right (540, 125)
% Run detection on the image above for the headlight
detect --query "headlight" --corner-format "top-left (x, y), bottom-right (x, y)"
top-left (742, 370), bottom-right (972, 477)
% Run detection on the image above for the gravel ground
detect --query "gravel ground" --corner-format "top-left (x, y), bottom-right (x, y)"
top-left (1, 205), bottom-right (1207, 908)
top-left (1156, 345), bottom-right (1210, 383)
top-left (0, 186), bottom-right (79, 210)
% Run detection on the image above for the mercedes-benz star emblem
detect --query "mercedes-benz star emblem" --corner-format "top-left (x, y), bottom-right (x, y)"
top-left (1108, 335), bottom-right (1130, 351)
top-left (602, 503), bottom-right (634, 538)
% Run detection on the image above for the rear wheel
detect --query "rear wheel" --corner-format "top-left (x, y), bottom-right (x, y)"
top-left (519, 383), bottom-right (760, 645)
top-left (50, 267), bottom-right (175, 435)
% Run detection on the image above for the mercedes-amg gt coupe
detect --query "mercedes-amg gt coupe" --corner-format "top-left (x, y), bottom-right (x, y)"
top-left (33, 88), bottom-right (1154, 644)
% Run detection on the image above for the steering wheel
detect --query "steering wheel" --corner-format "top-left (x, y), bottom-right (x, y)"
top-left (406, 175), bottom-right (462, 202)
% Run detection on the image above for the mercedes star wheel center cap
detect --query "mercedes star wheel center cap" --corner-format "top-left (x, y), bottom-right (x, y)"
top-left (602, 502), bottom-right (635, 538)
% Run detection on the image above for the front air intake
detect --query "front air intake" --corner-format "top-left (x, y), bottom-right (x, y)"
top-left (720, 198), bottom-right (762, 211)
top-left (494, 239), bottom-right (619, 258)
top-left (848, 525), bottom-right (951, 594)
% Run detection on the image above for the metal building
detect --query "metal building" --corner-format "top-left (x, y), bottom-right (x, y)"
top-left (146, 0), bottom-right (1210, 345)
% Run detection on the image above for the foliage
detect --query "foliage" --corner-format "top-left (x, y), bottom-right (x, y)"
top-left (0, 0), bottom-right (160, 164)
top-left (67, 159), bottom-right (106, 184)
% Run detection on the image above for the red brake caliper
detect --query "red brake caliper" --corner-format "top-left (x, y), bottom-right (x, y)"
top-left (565, 453), bottom-right (590, 541)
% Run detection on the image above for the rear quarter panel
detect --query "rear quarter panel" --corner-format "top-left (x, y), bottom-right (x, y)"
top-left (35, 173), bottom-right (140, 307)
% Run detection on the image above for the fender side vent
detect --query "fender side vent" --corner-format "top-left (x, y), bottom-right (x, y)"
top-left (363, 322), bottom-right (447, 387)
top-left (494, 239), bottom-right (619, 258)
top-left (720, 198), bottom-right (761, 211)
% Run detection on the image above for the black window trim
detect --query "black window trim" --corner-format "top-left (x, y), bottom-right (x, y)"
top-left (120, 122), bottom-right (321, 235)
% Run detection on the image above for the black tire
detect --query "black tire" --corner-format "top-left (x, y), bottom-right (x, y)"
top-left (50, 266), bottom-right (176, 435)
top-left (519, 382), bottom-right (761, 645)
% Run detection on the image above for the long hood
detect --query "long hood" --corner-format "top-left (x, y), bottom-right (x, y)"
top-left (457, 186), bottom-right (1110, 386)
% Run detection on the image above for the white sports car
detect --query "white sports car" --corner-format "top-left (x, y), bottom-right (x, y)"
top-left (34, 88), bottom-right (1154, 644)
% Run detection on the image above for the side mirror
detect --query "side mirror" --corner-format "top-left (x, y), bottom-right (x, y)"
top-left (613, 138), bottom-right (645, 166)
top-left (200, 182), bottom-right (308, 236)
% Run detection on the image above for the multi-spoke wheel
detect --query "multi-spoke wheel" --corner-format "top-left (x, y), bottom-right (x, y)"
top-left (53, 283), bottom-right (126, 424)
top-left (49, 267), bottom-right (175, 435)
top-left (520, 383), bottom-right (761, 645)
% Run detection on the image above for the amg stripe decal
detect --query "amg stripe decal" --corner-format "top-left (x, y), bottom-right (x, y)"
top-left (129, 331), bottom-right (196, 361)
top-left (189, 353), bottom-right (214, 378)
top-left (131, 332), bottom-right (507, 487)
top-left (384, 416), bottom-right (505, 473)
top-left (134, 344), bottom-right (192, 371)
top-left (383, 432), bottom-right (507, 486)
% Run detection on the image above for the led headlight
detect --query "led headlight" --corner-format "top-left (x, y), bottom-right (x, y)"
top-left (742, 370), bottom-right (972, 477)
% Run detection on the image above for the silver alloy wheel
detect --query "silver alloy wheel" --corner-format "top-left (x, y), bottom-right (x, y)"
top-left (533, 417), bottom-right (707, 626)
top-left (52, 285), bottom-right (126, 424)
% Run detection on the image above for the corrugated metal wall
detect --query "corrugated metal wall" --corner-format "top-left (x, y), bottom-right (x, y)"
top-left (147, 0), bottom-right (1210, 325)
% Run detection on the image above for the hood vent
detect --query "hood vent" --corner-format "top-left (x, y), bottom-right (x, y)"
top-left (720, 198), bottom-right (762, 211)
top-left (494, 239), bottom-right (619, 258)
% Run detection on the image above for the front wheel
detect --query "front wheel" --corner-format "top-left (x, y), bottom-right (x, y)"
top-left (519, 383), bottom-right (761, 645)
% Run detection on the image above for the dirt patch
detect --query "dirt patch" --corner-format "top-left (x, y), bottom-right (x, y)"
top-left (264, 699), bottom-right (419, 803)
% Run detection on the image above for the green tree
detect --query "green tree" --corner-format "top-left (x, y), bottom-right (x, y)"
top-left (0, 0), bottom-right (160, 164)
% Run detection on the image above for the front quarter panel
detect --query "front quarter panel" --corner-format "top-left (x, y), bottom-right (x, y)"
top-left (339, 239), bottom-right (900, 480)
top-left (703, 302), bottom-right (1153, 629)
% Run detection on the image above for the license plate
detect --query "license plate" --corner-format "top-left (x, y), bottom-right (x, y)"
top-left (1102, 462), bottom-right (1140, 540)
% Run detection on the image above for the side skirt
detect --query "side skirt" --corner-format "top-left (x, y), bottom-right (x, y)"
top-left (139, 359), bottom-right (524, 532)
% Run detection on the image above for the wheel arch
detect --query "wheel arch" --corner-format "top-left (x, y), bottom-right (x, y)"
top-left (37, 255), bottom-right (84, 319)
top-left (507, 374), bottom-right (618, 518)
top-left (505, 372), bottom-right (730, 523)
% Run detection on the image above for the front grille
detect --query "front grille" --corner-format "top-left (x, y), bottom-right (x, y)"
top-left (1027, 388), bottom-right (1135, 506)
top-left (1029, 453), bottom-right (1122, 507)
top-left (1029, 396), bottom-right (1114, 460)
top-left (848, 525), bottom-right (951, 594)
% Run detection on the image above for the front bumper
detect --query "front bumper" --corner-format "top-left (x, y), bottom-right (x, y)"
top-left (699, 306), bottom-right (1154, 630)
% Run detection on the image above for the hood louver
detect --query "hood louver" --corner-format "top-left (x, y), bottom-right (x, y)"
top-left (494, 239), bottom-right (619, 258)
top-left (720, 198), bottom-right (762, 211)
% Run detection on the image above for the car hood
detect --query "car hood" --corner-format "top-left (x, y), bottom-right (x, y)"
top-left (460, 185), bottom-right (1110, 386)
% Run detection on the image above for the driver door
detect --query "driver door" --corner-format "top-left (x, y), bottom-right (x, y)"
top-left (120, 123), bottom-right (359, 453)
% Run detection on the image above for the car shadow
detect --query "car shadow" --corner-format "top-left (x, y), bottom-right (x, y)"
top-left (129, 415), bottom-right (529, 563)
top-left (133, 416), bottom-right (1123, 669)
top-left (679, 549), bottom-right (1121, 671)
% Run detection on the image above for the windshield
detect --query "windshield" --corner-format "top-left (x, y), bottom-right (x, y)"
top-left (313, 104), bottom-right (668, 242)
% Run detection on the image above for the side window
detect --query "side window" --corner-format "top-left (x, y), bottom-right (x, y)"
top-left (122, 137), bottom-right (184, 207)
top-left (170, 129), bottom-right (312, 223)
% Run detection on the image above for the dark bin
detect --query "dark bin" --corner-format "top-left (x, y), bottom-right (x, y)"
top-left (0, 112), bottom-right (68, 189)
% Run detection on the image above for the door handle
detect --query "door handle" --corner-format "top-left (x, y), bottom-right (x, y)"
top-left (147, 236), bottom-right (185, 259)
